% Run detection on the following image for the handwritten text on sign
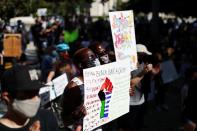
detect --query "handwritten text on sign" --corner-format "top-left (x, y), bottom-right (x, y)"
top-left (83, 59), bottom-right (131, 131)
top-left (109, 10), bottom-right (137, 71)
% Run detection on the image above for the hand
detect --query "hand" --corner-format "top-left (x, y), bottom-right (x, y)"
top-left (29, 121), bottom-right (41, 131)
top-left (75, 125), bottom-right (83, 131)
top-left (129, 86), bottom-right (135, 96)
top-left (144, 64), bottom-right (153, 73)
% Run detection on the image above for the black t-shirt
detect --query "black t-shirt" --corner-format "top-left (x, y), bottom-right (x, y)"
top-left (0, 109), bottom-right (59, 131)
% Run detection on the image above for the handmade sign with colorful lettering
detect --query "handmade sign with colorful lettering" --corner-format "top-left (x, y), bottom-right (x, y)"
top-left (109, 10), bottom-right (137, 71)
top-left (83, 59), bottom-right (131, 131)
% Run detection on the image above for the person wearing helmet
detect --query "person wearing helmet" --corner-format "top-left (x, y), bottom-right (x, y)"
top-left (118, 44), bottom-right (153, 131)
top-left (45, 43), bottom-right (70, 83)
top-left (56, 43), bottom-right (70, 61)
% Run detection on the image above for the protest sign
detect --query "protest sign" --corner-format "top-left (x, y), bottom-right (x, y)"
top-left (39, 83), bottom-right (51, 106)
top-left (109, 10), bottom-right (137, 71)
top-left (83, 59), bottom-right (131, 131)
top-left (3, 34), bottom-right (22, 57)
top-left (37, 8), bottom-right (47, 16)
top-left (161, 60), bottom-right (179, 84)
top-left (39, 73), bottom-right (68, 106)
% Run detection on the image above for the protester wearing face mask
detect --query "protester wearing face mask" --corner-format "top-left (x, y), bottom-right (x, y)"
top-left (89, 42), bottom-right (111, 65)
top-left (118, 44), bottom-right (153, 131)
top-left (89, 42), bottom-right (116, 131)
top-left (61, 48), bottom-right (100, 131)
top-left (0, 65), bottom-right (58, 131)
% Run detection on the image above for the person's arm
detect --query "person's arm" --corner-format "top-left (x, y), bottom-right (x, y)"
top-left (130, 76), bottom-right (144, 96)
top-left (129, 63), bottom-right (152, 96)
top-left (46, 71), bottom-right (55, 83)
top-left (46, 59), bottom-right (57, 83)
top-left (136, 64), bottom-right (153, 77)
top-left (130, 76), bottom-right (144, 88)
top-left (130, 63), bottom-right (148, 87)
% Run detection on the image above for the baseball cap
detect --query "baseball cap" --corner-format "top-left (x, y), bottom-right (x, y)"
top-left (136, 44), bottom-right (152, 55)
top-left (1, 65), bottom-right (44, 92)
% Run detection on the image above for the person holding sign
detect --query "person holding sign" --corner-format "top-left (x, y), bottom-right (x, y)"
top-left (61, 48), bottom-right (101, 131)
top-left (118, 44), bottom-right (153, 131)
top-left (90, 42), bottom-right (117, 131)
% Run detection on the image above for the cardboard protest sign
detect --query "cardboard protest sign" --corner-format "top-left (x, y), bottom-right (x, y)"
top-left (161, 60), bottom-right (179, 84)
top-left (83, 59), bottom-right (131, 131)
top-left (39, 74), bottom-right (68, 106)
top-left (3, 34), bottom-right (22, 57)
top-left (39, 83), bottom-right (51, 106)
top-left (109, 10), bottom-right (137, 71)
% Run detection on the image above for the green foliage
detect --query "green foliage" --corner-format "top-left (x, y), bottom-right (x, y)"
top-left (0, 0), bottom-right (94, 21)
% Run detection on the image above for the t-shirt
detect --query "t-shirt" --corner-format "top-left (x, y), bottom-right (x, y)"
top-left (130, 63), bottom-right (145, 106)
top-left (0, 109), bottom-right (59, 131)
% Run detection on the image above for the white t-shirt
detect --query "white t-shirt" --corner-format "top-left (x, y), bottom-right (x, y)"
top-left (130, 93), bottom-right (145, 105)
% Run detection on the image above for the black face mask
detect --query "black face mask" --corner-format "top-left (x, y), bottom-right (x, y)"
top-left (86, 58), bottom-right (101, 68)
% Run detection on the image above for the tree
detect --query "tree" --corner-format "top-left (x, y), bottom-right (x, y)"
top-left (0, 0), bottom-right (95, 21)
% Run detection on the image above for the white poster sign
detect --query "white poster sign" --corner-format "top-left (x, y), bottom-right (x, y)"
top-left (37, 8), bottom-right (47, 16)
top-left (83, 59), bottom-right (131, 131)
top-left (109, 10), bottom-right (137, 71)
top-left (39, 74), bottom-right (68, 106)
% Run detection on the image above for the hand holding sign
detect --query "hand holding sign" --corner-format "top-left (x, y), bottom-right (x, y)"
top-left (29, 121), bottom-right (41, 131)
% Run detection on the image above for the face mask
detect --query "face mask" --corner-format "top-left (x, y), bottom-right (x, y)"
top-left (51, 50), bottom-right (58, 57)
top-left (60, 52), bottom-right (69, 60)
top-left (99, 54), bottom-right (110, 64)
top-left (12, 97), bottom-right (41, 118)
top-left (86, 58), bottom-right (101, 68)
top-left (94, 58), bottom-right (101, 66)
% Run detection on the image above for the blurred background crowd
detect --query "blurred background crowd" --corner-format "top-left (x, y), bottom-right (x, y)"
top-left (0, 0), bottom-right (196, 131)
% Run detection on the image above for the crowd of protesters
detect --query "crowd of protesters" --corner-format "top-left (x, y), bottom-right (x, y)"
top-left (0, 13), bottom-right (196, 131)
